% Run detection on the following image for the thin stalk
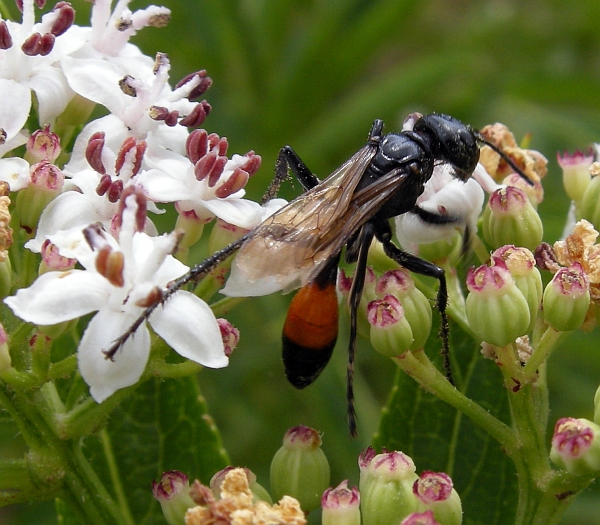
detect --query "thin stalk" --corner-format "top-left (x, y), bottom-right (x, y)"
top-left (393, 349), bottom-right (518, 452)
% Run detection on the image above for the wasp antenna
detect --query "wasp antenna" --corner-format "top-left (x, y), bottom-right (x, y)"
top-left (476, 133), bottom-right (534, 186)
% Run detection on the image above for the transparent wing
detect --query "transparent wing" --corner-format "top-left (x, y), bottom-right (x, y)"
top-left (223, 145), bottom-right (412, 296)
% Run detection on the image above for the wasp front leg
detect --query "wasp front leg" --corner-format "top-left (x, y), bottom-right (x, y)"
top-left (261, 146), bottom-right (321, 203)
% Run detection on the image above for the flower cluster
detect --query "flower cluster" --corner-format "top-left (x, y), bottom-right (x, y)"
top-left (0, 0), bottom-right (275, 402)
top-left (153, 428), bottom-right (462, 525)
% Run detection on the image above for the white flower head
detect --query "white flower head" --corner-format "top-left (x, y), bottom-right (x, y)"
top-left (395, 163), bottom-right (488, 252)
top-left (5, 195), bottom-right (227, 402)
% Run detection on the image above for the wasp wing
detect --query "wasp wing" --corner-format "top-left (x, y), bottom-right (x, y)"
top-left (302, 166), bottom-right (411, 283)
top-left (222, 145), bottom-right (378, 296)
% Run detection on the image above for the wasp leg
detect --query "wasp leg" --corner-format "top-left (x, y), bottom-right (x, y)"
top-left (378, 235), bottom-right (454, 387)
top-left (346, 222), bottom-right (376, 437)
top-left (262, 146), bottom-right (321, 204)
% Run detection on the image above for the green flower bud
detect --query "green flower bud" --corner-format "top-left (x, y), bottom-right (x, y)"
top-left (368, 295), bottom-right (414, 356)
top-left (413, 471), bottom-right (462, 525)
top-left (557, 150), bottom-right (593, 202)
top-left (15, 161), bottom-right (64, 235)
top-left (482, 186), bottom-right (543, 250)
top-left (0, 324), bottom-right (11, 373)
top-left (321, 480), bottom-right (361, 525)
top-left (579, 172), bottom-right (600, 231)
top-left (415, 232), bottom-right (461, 263)
top-left (359, 447), bottom-right (419, 525)
top-left (375, 270), bottom-right (433, 350)
top-left (270, 425), bottom-right (330, 512)
top-left (465, 261), bottom-right (530, 346)
top-left (550, 418), bottom-right (600, 475)
top-left (501, 172), bottom-right (544, 208)
top-left (542, 263), bottom-right (590, 332)
top-left (492, 246), bottom-right (543, 333)
top-left (152, 471), bottom-right (195, 525)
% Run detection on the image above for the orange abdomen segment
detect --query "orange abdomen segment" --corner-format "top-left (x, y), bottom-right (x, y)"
top-left (282, 281), bottom-right (339, 389)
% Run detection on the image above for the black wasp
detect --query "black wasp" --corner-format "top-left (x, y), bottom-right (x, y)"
top-left (109, 113), bottom-right (529, 436)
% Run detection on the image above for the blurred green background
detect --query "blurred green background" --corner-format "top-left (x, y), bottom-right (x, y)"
top-left (2, 0), bottom-right (600, 523)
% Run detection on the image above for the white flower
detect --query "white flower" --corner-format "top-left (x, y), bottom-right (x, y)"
top-left (5, 196), bottom-right (227, 402)
top-left (138, 143), bottom-right (282, 229)
top-left (395, 163), bottom-right (489, 252)
top-left (0, 0), bottom-right (84, 190)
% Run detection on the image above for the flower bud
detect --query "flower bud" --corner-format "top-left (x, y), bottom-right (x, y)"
top-left (217, 319), bottom-right (239, 357)
top-left (482, 186), bottom-right (543, 250)
top-left (270, 426), bottom-right (330, 512)
top-left (542, 263), bottom-right (590, 332)
top-left (557, 150), bottom-right (593, 202)
top-left (492, 246), bottom-right (542, 333)
top-left (0, 323), bottom-right (11, 372)
top-left (359, 448), bottom-right (419, 525)
top-left (152, 470), bottom-right (195, 525)
top-left (416, 232), bottom-right (461, 263)
top-left (210, 466), bottom-right (271, 504)
top-left (579, 173), bottom-right (600, 232)
top-left (321, 480), bottom-right (361, 525)
top-left (550, 418), bottom-right (600, 475)
top-left (368, 295), bottom-right (414, 356)
top-left (15, 161), bottom-right (64, 234)
top-left (26, 126), bottom-right (61, 163)
top-left (173, 206), bottom-right (212, 261)
top-left (375, 269), bottom-right (433, 350)
top-left (465, 261), bottom-right (530, 346)
top-left (413, 471), bottom-right (462, 525)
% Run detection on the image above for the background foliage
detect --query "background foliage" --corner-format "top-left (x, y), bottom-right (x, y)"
top-left (2, 0), bottom-right (600, 523)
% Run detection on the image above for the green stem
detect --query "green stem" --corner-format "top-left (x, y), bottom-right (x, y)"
top-left (99, 429), bottom-right (135, 525)
top-left (393, 349), bottom-right (517, 451)
top-left (522, 327), bottom-right (565, 382)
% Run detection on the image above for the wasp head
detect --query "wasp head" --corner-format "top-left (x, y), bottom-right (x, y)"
top-left (413, 113), bottom-right (480, 181)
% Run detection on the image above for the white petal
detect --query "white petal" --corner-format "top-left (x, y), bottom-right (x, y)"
top-left (61, 57), bottom-right (125, 115)
top-left (0, 157), bottom-right (30, 191)
top-left (25, 190), bottom-right (108, 253)
top-left (78, 310), bottom-right (150, 403)
top-left (28, 66), bottom-right (74, 125)
top-left (150, 291), bottom-right (228, 368)
top-left (200, 198), bottom-right (270, 229)
top-left (0, 79), bottom-right (31, 140)
top-left (4, 270), bottom-right (109, 325)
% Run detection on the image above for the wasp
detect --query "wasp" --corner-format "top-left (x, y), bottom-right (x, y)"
top-left (109, 113), bottom-right (530, 436)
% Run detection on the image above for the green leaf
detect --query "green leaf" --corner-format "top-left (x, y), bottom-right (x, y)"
top-left (81, 376), bottom-right (229, 525)
top-left (374, 322), bottom-right (517, 525)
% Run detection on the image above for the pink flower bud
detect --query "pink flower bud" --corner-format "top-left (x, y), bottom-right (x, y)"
top-left (321, 480), bottom-right (360, 525)
top-left (551, 417), bottom-right (600, 475)
top-left (217, 318), bottom-right (239, 357)
top-left (27, 126), bottom-right (61, 163)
